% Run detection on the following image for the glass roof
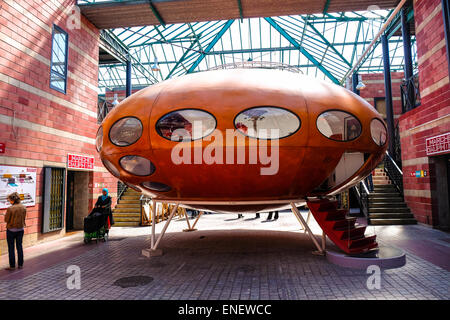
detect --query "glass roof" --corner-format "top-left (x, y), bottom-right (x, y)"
top-left (98, 9), bottom-right (417, 93)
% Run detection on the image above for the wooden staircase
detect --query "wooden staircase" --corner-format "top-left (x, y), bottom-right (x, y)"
top-left (112, 188), bottom-right (142, 227)
top-left (368, 168), bottom-right (417, 225)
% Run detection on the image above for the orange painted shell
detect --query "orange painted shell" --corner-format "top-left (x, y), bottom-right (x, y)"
top-left (98, 69), bottom-right (387, 213)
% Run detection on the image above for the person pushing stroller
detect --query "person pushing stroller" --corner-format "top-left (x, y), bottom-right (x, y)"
top-left (94, 188), bottom-right (114, 234)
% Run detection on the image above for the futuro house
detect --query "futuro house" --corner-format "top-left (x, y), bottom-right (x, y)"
top-left (96, 68), bottom-right (388, 214)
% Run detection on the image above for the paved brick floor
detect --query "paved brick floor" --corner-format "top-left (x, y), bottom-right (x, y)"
top-left (0, 211), bottom-right (449, 300)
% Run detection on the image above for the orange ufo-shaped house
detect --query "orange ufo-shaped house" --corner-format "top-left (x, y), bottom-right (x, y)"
top-left (96, 68), bottom-right (388, 215)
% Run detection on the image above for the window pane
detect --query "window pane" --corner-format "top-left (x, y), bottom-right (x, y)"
top-left (102, 159), bottom-right (120, 177)
top-left (156, 109), bottom-right (216, 141)
top-left (234, 107), bottom-right (300, 139)
top-left (370, 119), bottom-right (387, 146)
top-left (109, 117), bottom-right (143, 147)
top-left (96, 126), bottom-right (103, 152)
top-left (317, 110), bottom-right (361, 141)
top-left (141, 181), bottom-right (171, 192)
top-left (119, 155), bottom-right (155, 176)
top-left (50, 26), bottom-right (68, 92)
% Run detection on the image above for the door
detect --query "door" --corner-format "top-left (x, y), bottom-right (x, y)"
top-left (66, 171), bottom-right (75, 231)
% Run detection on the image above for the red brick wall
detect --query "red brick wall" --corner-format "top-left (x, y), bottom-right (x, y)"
top-left (398, 0), bottom-right (450, 226)
top-left (359, 72), bottom-right (404, 122)
top-left (0, 0), bottom-right (118, 252)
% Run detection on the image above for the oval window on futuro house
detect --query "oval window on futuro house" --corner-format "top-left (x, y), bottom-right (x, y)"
top-left (370, 118), bottom-right (387, 146)
top-left (96, 126), bottom-right (103, 152)
top-left (102, 159), bottom-right (120, 178)
top-left (141, 181), bottom-right (171, 192)
top-left (109, 117), bottom-right (143, 147)
top-left (119, 155), bottom-right (155, 176)
top-left (317, 110), bottom-right (362, 141)
top-left (156, 109), bottom-right (216, 142)
top-left (234, 106), bottom-right (301, 139)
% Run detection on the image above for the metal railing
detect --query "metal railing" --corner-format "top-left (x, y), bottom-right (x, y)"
top-left (207, 61), bottom-right (304, 74)
top-left (97, 97), bottom-right (114, 124)
top-left (354, 180), bottom-right (370, 217)
top-left (401, 74), bottom-right (421, 113)
top-left (117, 181), bottom-right (127, 204)
top-left (383, 151), bottom-right (404, 196)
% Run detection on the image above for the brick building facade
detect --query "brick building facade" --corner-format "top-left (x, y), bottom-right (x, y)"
top-left (398, 0), bottom-right (449, 228)
top-left (0, 0), bottom-right (117, 254)
top-left (359, 72), bottom-right (405, 121)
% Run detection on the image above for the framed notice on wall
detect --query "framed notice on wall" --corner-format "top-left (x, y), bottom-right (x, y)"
top-left (0, 165), bottom-right (37, 209)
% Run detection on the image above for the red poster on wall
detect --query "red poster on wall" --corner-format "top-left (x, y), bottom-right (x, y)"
top-left (426, 132), bottom-right (450, 156)
top-left (67, 154), bottom-right (95, 170)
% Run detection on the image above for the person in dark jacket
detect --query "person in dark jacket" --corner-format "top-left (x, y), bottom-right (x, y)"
top-left (266, 211), bottom-right (279, 221)
top-left (94, 188), bottom-right (114, 233)
top-left (4, 192), bottom-right (27, 271)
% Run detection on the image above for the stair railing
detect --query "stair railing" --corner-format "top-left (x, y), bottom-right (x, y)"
top-left (354, 180), bottom-right (370, 217)
top-left (383, 151), bottom-right (404, 196)
top-left (117, 181), bottom-right (127, 204)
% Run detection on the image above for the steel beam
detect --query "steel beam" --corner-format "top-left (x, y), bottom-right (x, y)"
top-left (187, 20), bottom-right (234, 73)
top-left (149, 0), bottom-right (166, 26)
top-left (382, 34), bottom-right (395, 156)
top-left (401, 6), bottom-right (415, 110)
top-left (265, 17), bottom-right (340, 84)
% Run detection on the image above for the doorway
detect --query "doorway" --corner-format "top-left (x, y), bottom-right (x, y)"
top-left (66, 171), bottom-right (75, 231)
top-left (433, 154), bottom-right (450, 231)
top-left (65, 171), bottom-right (89, 231)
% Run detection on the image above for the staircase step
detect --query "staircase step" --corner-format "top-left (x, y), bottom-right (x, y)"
top-left (373, 185), bottom-right (397, 189)
top-left (119, 200), bottom-right (141, 204)
top-left (325, 209), bottom-right (347, 221)
top-left (369, 202), bottom-right (407, 208)
top-left (120, 195), bottom-right (141, 200)
top-left (368, 197), bottom-right (403, 202)
top-left (113, 213), bottom-right (141, 217)
top-left (115, 203), bottom-right (141, 208)
top-left (348, 241), bottom-right (379, 254)
top-left (349, 235), bottom-right (377, 249)
top-left (370, 189), bottom-right (398, 194)
top-left (112, 221), bottom-right (141, 227)
top-left (368, 213), bottom-right (415, 219)
top-left (332, 217), bottom-right (357, 230)
top-left (368, 218), bottom-right (417, 225)
top-left (340, 225), bottom-right (367, 240)
top-left (369, 207), bottom-right (411, 213)
top-left (114, 217), bottom-right (141, 222)
top-left (114, 208), bottom-right (141, 213)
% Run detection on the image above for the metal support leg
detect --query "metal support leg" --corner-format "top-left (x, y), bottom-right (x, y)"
top-left (322, 231), bottom-right (326, 251)
top-left (191, 211), bottom-right (204, 229)
top-left (151, 200), bottom-right (156, 248)
top-left (290, 203), bottom-right (325, 255)
top-left (184, 211), bottom-right (204, 232)
top-left (143, 203), bottom-right (179, 258)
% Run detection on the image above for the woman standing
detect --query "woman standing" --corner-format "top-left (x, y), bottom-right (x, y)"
top-left (94, 188), bottom-right (114, 233)
top-left (4, 192), bottom-right (26, 271)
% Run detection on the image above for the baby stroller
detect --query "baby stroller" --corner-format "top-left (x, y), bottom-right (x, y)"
top-left (83, 208), bottom-right (108, 244)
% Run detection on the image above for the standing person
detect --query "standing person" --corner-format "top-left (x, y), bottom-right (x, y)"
top-left (4, 192), bottom-right (27, 271)
top-left (95, 188), bottom-right (114, 234)
top-left (266, 211), bottom-right (279, 221)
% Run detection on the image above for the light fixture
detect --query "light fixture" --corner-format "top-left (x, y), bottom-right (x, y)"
top-left (111, 93), bottom-right (120, 107)
top-left (356, 75), bottom-right (366, 90)
top-left (151, 57), bottom-right (160, 72)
